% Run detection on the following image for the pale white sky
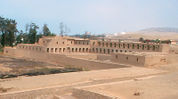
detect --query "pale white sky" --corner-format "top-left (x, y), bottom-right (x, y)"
top-left (0, 0), bottom-right (178, 35)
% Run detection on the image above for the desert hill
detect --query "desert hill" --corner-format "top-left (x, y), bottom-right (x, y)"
top-left (107, 27), bottom-right (178, 40)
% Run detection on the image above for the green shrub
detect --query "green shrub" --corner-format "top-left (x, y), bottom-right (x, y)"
top-left (0, 47), bottom-right (3, 53)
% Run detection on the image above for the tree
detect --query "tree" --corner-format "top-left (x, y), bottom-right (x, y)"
top-left (16, 30), bottom-right (24, 44)
top-left (60, 22), bottom-right (64, 37)
top-left (7, 19), bottom-right (18, 46)
top-left (155, 39), bottom-right (160, 43)
top-left (0, 16), bottom-right (7, 46)
top-left (0, 17), bottom-right (17, 47)
top-left (21, 24), bottom-right (31, 44)
top-left (43, 24), bottom-right (51, 36)
top-left (25, 24), bottom-right (29, 33)
top-left (28, 23), bottom-right (39, 44)
top-left (36, 33), bottom-right (43, 42)
top-left (139, 37), bottom-right (144, 42)
top-left (1, 32), bottom-right (8, 46)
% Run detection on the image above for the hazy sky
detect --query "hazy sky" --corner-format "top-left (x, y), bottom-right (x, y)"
top-left (0, 0), bottom-right (178, 35)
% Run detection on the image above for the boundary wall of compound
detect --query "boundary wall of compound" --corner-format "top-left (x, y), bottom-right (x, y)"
top-left (97, 53), bottom-right (168, 67)
top-left (3, 47), bottom-right (128, 70)
top-left (4, 46), bottom-right (173, 67)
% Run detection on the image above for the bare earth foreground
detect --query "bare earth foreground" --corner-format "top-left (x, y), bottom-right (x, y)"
top-left (0, 55), bottom-right (178, 99)
top-left (0, 55), bottom-right (57, 74)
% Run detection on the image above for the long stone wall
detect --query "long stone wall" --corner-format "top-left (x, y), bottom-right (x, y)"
top-left (4, 46), bottom-right (169, 67)
top-left (144, 55), bottom-right (167, 66)
top-left (3, 47), bottom-right (16, 56)
top-left (111, 53), bottom-right (145, 66)
top-left (97, 53), bottom-right (168, 66)
top-left (91, 41), bottom-right (170, 53)
top-left (3, 47), bottom-right (128, 70)
top-left (16, 37), bottom-right (171, 55)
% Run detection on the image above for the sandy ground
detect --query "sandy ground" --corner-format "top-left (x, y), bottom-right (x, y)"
top-left (0, 55), bottom-right (61, 74)
top-left (0, 67), bottom-right (164, 93)
top-left (0, 55), bottom-right (178, 99)
top-left (80, 71), bottom-right (178, 99)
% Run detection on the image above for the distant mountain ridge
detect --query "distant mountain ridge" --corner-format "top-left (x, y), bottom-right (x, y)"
top-left (106, 27), bottom-right (178, 40)
top-left (138, 27), bottom-right (178, 33)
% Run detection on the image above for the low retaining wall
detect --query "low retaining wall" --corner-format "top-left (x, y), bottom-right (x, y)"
top-left (66, 53), bottom-right (97, 60)
top-left (97, 54), bottom-right (112, 61)
top-left (3, 47), bottom-right (16, 56)
top-left (0, 86), bottom-right (72, 99)
top-left (73, 88), bottom-right (115, 99)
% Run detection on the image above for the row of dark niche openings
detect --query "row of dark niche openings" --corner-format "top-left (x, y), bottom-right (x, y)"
top-left (96, 42), bottom-right (158, 51)
top-left (55, 41), bottom-right (90, 45)
top-left (46, 47), bottom-right (131, 54)
top-left (115, 55), bottom-right (139, 63)
top-left (46, 48), bottom-right (90, 53)
top-left (92, 48), bottom-right (132, 54)
top-left (54, 41), bottom-right (158, 51)
top-left (18, 45), bottom-right (42, 51)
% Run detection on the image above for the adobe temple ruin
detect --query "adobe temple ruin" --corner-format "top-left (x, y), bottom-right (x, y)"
top-left (4, 36), bottom-right (173, 67)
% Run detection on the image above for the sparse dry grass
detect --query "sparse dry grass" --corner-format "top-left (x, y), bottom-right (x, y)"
top-left (0, 67), bottom-right (84, 79)
top-left (65, 65), bottom-right (89, 71)
top-left (0, 87), bottom-right (12, 93)
top-left (0, 56), bottom-right (86, 79)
